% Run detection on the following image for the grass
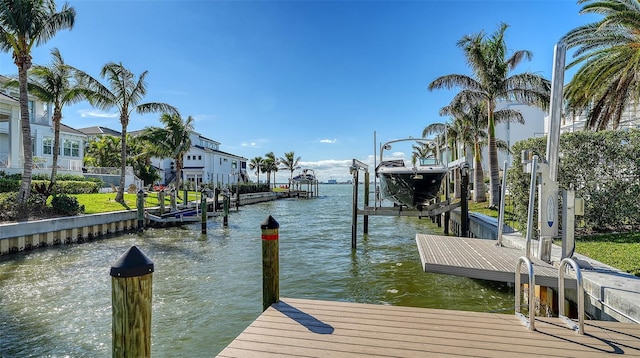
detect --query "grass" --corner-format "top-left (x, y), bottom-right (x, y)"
top-left (465, 198), bottom-right (639, 277)
top-left (72, 191), bottom-right (200, 214)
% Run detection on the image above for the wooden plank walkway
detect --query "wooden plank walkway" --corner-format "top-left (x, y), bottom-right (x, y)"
top-left (416, 234), bottom-right (570, 288)
top-left (217, 297), bottom-right (640, 357)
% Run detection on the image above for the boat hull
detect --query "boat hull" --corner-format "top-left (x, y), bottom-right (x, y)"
top-left (378, 170), bottom-right (446, 209)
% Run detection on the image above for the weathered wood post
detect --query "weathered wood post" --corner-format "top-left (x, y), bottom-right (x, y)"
top-left (201, 189), bottom-right (207, 234)
top-left (158, 190), bottom-right (165, 215)
top-left (223, 190), bottom-right (230, 227)
top-left (261, 215), bottom-right (279, 311)
top-left (213, 188), bottom-right (220, 212)
top-left (363, 172), bottom-right (369, 234)
top-left (235, 183), bottom-right (240, 210)
top-left (460, 162), bottom-right (470, 237)
top-left (110, 246), bottom-right (154, 358)
top-left (136, 190), bottom-right (145, 232)
top-left (170, 189), bottom-right (177, 212)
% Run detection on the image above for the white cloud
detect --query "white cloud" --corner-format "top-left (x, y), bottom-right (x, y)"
top-left (241, 142), bottom-right (259, 147)
top-left (78, 109), bottom-right (118, 118)
top-left (319, 138), bottom-right (337, 144)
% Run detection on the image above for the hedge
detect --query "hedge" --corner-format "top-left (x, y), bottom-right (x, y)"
top-left (509, 129), bottom-right (640, 234)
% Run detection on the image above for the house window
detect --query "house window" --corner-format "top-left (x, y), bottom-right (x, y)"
top-left (32, 136), bottom-right (36, 155)
top-left (232, 161), bottom-right (237, 169)
top-left (28, 100), bottom-right (35, 123)
top-left (198, 155), bottom-right (202, 160)
top-left (43, 138), bottom-right (53, 155)
top-left (63, 139), bottom-right (80, 157)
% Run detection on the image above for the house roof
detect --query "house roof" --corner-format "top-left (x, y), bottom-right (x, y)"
top-left (60, 123), bottom-right (87, 136)
top-left (77, 126), bottom-right (121, 136)
top-left (194, 144), bottom-right (247, 161)
top-left (0, 91), bottom-right (18, 103)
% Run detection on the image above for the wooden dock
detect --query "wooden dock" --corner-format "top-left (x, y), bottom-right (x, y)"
top-left (415, 234), bottom-right (569, 288)
top-left (217, 297), bottom-right (640, 357)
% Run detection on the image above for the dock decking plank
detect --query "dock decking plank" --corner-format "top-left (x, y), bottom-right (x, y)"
top-left (217, 298), bottom-right (640, 357)
top-left (415, 234), bottom-right (567, 287)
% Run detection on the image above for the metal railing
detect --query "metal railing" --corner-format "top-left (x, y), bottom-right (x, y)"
top-left (0, 153), bottom-right (8, 168)
top-left (558, 258), bottom-right (584, 334)
top-left (515, 256), bottom-right (536, 331)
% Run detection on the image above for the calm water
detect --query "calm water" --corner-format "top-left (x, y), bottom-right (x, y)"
top-left (0, 184), bottom-right (514, 357)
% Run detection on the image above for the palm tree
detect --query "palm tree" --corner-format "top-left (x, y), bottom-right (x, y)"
top-left (249, 157), bottom-right (264, 183)
top-left (428, 23), bottom-right (550, 208)
top-left (140, 113), bottom-right (194, 190)
top-left (6, 48), bottom-right (87, 192)
top-left (563, 0), bottom-right (640, 130)
top-left (279, 151), bottom-right (301, 182)
top-left (0, 0), bottom-right (75, 204)
top-left (84, 135), bottom-right (120, 168)
top-left (76, 62), bottom-right (178, 203)
top-left (262, 152), bottom-right (278, 188)
top-left (411, 142), bottom-right (436, 166)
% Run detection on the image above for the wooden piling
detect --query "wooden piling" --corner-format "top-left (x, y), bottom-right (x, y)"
top-left (261, 216), bottom-right (279, 311)
top-left (110, 246), bottom-right (154, 358)
top-left (363, 172), bottom-right (369, 234)
top-left (158, 190), bottom-right (165, 215)
top-left (136, 190), bottom-right (145, 232)
top-left (201, 190), bottom-right (207, 234)
top-left (170, 189), bottom-right (177, 212)
top-left (223, 193), bottom-right (230, 227)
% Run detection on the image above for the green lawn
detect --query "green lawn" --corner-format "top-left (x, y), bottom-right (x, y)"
top-left (467, 200), bottom-right (640, 277)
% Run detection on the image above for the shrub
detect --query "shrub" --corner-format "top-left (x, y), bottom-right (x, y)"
top-left (51, 194), bottom-right (84, 216)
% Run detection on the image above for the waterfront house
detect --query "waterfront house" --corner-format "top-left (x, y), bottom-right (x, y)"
top-left (128, 129), bottom-right (249, 190)
top-left (0, 75), bottom-right (85, 175)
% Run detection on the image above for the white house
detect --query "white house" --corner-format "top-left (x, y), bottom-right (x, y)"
top-left (0, 76), bottom-right (85, 175)
top-left (145, 131), bottom-right (249, 190)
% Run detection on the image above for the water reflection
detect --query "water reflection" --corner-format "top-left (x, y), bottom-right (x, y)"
top-left (1, 185), bottom-right (513, 356)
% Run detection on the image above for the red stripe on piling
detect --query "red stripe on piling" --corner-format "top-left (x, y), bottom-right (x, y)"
top-left (261, 229), bottom-right (278, 241)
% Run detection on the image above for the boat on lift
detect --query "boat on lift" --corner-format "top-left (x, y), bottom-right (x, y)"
top-left (376, 138), bottom-right (447, 209)
top-left (291, 168), bottom-right (316, 183)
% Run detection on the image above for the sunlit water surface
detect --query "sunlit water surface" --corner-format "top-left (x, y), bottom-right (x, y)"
top-left (1, 184), bottom-right (514, 357)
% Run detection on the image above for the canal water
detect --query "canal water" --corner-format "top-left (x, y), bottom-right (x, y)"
top-left (0, 184), bottom-right (514, 357)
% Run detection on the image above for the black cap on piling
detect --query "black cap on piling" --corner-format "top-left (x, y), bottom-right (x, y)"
top-left (261, 215), bottom-right (279, 230)
top-left (110, 245), bottom-right (154, 278)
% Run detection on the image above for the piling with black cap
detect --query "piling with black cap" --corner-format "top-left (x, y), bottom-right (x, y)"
top-left (110, 246), bottom-right (154, 358)
top-left (261, 215), bottom-right (279, 311)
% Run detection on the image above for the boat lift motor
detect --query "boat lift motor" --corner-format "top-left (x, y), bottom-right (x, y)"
top-left (522, 150), bottom-right (557, 262)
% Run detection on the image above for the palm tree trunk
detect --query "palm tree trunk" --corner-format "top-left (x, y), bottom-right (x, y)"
top-left (473, 139), bottom-right (486, 202)
top-left (487, 112), bottom-right (500, 208)
top-left (17, 56), bottom-right (33, 205)
top-left (115, 121), bottom-right (127, 203)
top-left (49, 109), bottom-right (62, 192)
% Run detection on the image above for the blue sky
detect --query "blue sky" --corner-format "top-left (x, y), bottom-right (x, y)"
top-left (0, 1), bottom-right (596, 182)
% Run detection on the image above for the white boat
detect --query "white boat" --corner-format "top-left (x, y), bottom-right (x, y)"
top-left (376, 138), bottom-right (447, 209)
top-left (291, 169), bottom-right (316, 183)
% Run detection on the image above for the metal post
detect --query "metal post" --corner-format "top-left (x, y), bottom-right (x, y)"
top-left (460, 163), bottom-right (469, 237)
top-left (261, 216), bottom-right (279, 311)
top-left (110, 246), bottom-right (154, 357)
top-left (351, 169), bottom-right (359, 250)
top-left (497, 161), bottom-right (508, 245)
top-left (525, 156), bottom-right (538, 259)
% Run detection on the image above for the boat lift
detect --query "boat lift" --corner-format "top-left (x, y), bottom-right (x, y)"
top-left (350, 158), bottom-right (468, 250)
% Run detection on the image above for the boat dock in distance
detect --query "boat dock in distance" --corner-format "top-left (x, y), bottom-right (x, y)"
top-left (218, 297), bottom-right (640, 357)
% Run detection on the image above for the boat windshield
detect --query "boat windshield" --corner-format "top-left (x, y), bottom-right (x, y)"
top-left (419, 157), bottom-right (440, 166)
